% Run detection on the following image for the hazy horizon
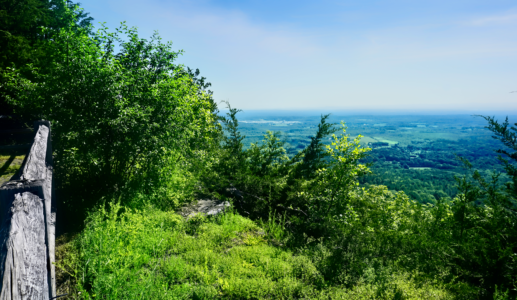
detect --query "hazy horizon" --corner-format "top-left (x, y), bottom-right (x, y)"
top-left (82, 0), bottom-right (517, 111)
top-left (218, 109), bottom-right (517, 117)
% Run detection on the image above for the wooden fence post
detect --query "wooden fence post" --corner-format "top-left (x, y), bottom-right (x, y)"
top-left (0, 121), bottom-right (55, 299)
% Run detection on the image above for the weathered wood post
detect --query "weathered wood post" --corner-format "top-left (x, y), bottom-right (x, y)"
top-left (0, 121), bottom-right (55, 299)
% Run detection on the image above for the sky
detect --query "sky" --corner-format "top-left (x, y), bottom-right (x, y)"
top-left (80, 0), bottom-right (517, 113)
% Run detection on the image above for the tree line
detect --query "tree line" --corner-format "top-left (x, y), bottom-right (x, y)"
top-left (1, 1), bottom-right (516, 298)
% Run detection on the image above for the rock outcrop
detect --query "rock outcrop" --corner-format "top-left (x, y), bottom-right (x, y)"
top-left (180, 200), bottom-right (231, 218)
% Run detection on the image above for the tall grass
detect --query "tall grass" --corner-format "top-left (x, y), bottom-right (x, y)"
top-left (56, 202), bottom-right (452, 299)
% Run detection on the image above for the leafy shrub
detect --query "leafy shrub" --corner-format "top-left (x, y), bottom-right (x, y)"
top-left (209, 111), bottom-right (372, 238)
top-left (56, 202), bottom-right (452, 299)
top-left (207, 108), bottom-right (517, 298)
top-left (3, 18), bottom-right (219, 222)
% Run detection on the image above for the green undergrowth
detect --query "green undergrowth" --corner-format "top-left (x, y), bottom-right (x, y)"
top-left (0, 155), bottom-right (25, 184)
top-left (56, 203), bottom-right (452, 300)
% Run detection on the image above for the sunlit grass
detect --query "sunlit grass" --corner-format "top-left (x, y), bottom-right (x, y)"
top-left (56, 203), bottom-right (453, 299)
top-left (0, 155), bottom-right (24, 184)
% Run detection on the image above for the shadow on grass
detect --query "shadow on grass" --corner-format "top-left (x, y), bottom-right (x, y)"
top-left (0, 154), bottom-right (16, 177)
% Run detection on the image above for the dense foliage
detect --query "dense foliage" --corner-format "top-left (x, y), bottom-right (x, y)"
top-left (3, 8), bottom-right (218, 225)
top-left (237, 115), bottom-right (505, 205)
top-left (57, 204), bottom-right (452, 299)
top-left (205, 110), bottom-right (517, 299)
top-left (359, 138), bottom-right (505, 204)
top-left (0, 0), bottom-right (92, 114)
top-left (2, 2), bottom-right (517, 299)
top-left (204, 110), bottom-right (372, 238)
top-left (0, 0), bottom-right (92, 70)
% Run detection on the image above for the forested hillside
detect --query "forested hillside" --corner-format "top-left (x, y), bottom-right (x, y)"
top-left (236, 114), bottom-right (508, 205)
top-left (1, 1), bottom-right (516, 299)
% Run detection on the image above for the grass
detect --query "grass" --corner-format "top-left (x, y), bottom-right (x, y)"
top-left (56, 202), bottom-right (453, 299)
top-left (0, 154), bottom-right (25, 184)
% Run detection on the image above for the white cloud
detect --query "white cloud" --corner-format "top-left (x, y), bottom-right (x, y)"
top-left (466, 13), bottom-right (517, 26)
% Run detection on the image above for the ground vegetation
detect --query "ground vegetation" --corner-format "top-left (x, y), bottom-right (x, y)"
top-left (1, 3), bottom-right (516, 299)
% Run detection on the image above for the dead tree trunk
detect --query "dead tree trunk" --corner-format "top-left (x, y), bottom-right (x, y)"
top-left (0, 121), bottom-right (55, 300)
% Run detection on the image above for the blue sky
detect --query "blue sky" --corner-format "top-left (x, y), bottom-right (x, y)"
top-left (81, 0), bottom-right (517, 112)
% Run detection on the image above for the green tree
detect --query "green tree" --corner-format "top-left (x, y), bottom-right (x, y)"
top-left (3, 20), bottom-right (218, 223)
top-left (291, 114), bottom-right (337, 180)
top-left (290, 123), bottom-right (371, 236)
top-left (448, 157), bottom-right (517, 297)
top-left (481, 115), bottom-right (517, 205)
top-left (0, 0), bottom-right (92, 114)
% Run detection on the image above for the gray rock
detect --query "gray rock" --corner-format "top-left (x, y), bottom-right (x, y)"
top-left (181, 200), bottom-right (231, 218)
